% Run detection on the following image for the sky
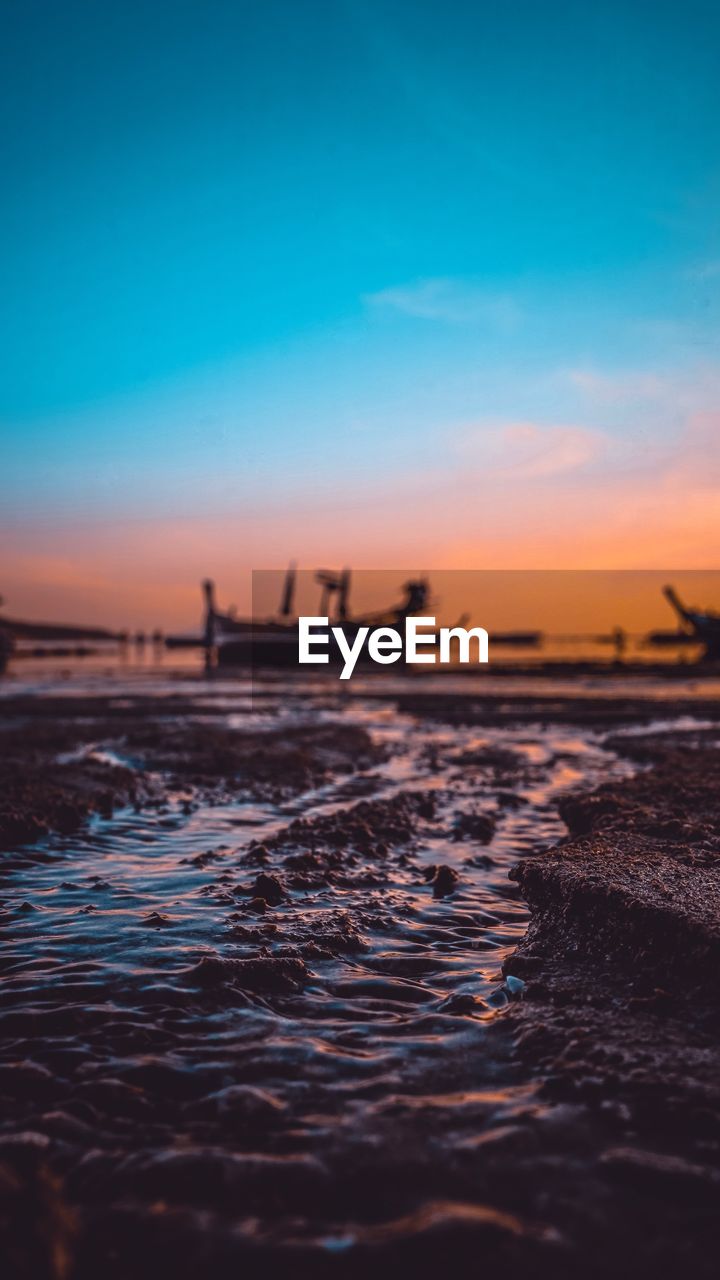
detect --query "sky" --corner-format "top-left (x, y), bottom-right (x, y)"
top-left (1, 0), bottom-right (720, 628)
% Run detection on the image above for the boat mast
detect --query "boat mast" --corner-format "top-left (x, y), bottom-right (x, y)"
top-left (278, 563), bottom-right (297, 619)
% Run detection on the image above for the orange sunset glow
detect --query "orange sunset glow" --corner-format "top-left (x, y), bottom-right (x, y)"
top-left (3, 405), bottom-right (719, 632)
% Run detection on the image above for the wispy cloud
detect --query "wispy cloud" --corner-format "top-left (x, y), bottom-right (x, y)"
top-left (365, 278), bottom-right (522, 329)
top-left (566, 369), bottom-right (668, 404)
top-left (459, 421), bottom-right (607, 478)
top-left (566, 363), bottom-right (720, 415)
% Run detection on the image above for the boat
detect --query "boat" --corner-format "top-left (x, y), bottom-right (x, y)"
top-left (488, 631), bottom-right (542, 647)
top-left (203, 569), bottom-right (431, 668)
top-left (0, 592), bottom-right (126, 667)
top-left (644, 628), bottom-right (698, 648)
top-left (0, 614), bottom-right (120, 644)
top-left (165, 632), bottom-right (206, 650)
top-left (0, 626), bottom-right (13, 673)
top-left (662, 585), bottom-right (720, 658)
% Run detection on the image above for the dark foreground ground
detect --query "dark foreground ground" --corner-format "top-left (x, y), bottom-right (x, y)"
top-left (2, 681), bottom-right (720, 1278)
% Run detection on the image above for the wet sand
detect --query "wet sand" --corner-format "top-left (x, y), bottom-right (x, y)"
top-left (2, 673), bottom-right (720, 1277)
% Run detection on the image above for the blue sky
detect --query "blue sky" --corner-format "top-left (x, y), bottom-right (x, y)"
top-left (1, 1), bottom-right (720, 620)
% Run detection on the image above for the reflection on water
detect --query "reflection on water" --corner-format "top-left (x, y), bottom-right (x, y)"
top-left (0, 666), bottom-right (645, 1252)
top-left (5, 649), bottom-right (720, 709)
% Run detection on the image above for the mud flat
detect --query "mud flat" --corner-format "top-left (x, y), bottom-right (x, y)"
top-left (0, 692), bottom-right (383, 854)
top-left (505, 729), bottom-right (720, 1278)
top-left (1, 679), bottom-right (720, 1278)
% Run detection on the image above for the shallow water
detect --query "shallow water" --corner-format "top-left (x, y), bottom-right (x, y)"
top-left (1, 675), bottom-right (645, 1256)
top-left (5, 642), bottom-right (720, 701)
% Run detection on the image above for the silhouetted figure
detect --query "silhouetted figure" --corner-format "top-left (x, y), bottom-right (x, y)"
top-left (612, 626), bottom-right (627, 662)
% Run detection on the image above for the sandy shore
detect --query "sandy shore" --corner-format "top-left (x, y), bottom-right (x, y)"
top-left (1, 679), bottom-right (720, 1277)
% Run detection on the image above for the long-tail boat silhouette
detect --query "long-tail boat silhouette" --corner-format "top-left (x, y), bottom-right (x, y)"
top-left (201, 568), bottom-right (430, 668)
top-left (0, 597), bottom-right (12, 673)
top-left (0, 595), bottom-right (123, 668)
top-left (663, 584), bottom-right (720, 659)
top-left (0, 595), bottom-right (119, 647)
